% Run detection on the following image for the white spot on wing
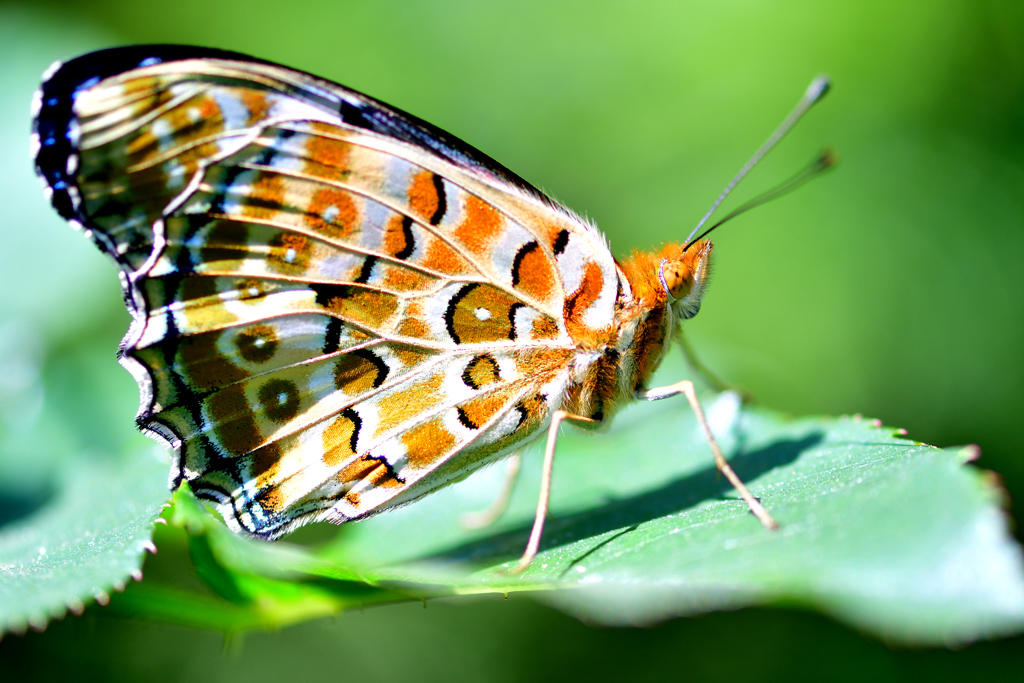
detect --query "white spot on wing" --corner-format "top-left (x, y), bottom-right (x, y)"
top-left (557, 233), bottom-right (587, 295)
top-left (210, 89), bottom-right (250, 130)
top-left (30, 88), bottom-right (43, 117)
top-left (267, 94), bottom-right (335, 123)
top-left (382, 154), bottom-right (416, 202)
top-left (489, 222), bottom-right (534, 285)
top-left (511, 305), bottom-right (542, 341)
top-left (150, 117), bottom-right (172, 149)
top-left (420, 282), bottom-right (465, 341)
top-left (579, 260), bottom-right (617, 330)
top-left (372, 437), bottom-right (409, 475)
top-left (41, 60), bottom-right (63, 82)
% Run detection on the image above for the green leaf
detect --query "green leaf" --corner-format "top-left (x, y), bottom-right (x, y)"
top-left (334, 395), bottom-right (1024, 644)
top-left (147, 393), bottom-right (1024, 645)
top-left (0, 448), bottom-right (170, 635)
top-left (111, 488), bottom-right (420, 633)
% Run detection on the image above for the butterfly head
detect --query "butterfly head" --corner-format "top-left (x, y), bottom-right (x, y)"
top-left (659, 239), bottom-right (713, 320)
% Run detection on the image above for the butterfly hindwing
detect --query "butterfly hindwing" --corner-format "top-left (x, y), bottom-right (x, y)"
top-left (33, 46), bottom-right (619, 537)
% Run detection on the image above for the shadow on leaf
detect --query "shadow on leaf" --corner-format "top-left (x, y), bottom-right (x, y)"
top-left (423, 430), bottom-right (824, 567)
top-left (0, 483), bottom-right (55, 530)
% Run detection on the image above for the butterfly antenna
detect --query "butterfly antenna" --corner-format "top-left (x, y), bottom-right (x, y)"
top-left (684, 147), bottom-right (838, 249)
top-left (684, 75), bottom-right (831, 246)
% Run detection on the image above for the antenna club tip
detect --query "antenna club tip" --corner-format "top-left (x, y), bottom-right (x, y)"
top-left (806, 75), bottom-right (832, 103)
top-left (820, 146), bottom-right (840, 167)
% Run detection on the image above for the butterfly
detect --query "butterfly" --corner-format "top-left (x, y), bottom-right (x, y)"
top-left (33, 45), bottom-right (827, 570)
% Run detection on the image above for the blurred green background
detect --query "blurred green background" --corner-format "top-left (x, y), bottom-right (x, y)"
top-left (0, 0), bottom-right (1021, 680)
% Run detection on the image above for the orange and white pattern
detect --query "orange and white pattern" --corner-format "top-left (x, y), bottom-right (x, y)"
top-left (33, 46), bottom-right (715, 540)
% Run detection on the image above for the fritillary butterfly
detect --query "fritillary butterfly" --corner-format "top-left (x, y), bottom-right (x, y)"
top-left (32, 46), bottom-right (829, 569)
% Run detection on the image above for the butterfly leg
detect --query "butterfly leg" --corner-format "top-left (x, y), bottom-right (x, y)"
top-left (514, 410), bottom-right (595, 573)
top-left (638, 380), bottom-right (778, 530)
top-left (678, 329), bottom-right (754, 402)
top-left (461, 452), bottom-right (523, 529)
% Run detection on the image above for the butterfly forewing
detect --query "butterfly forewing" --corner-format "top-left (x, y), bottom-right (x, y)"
top-left (34, 47), bottom-right (619, 537)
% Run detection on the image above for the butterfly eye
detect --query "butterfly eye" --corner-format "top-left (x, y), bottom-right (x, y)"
top-left (659, 259), bottom-right (693, 301)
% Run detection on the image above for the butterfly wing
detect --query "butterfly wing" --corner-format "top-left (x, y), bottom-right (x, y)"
top-left (33, 46), bottom-right (619, 537)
